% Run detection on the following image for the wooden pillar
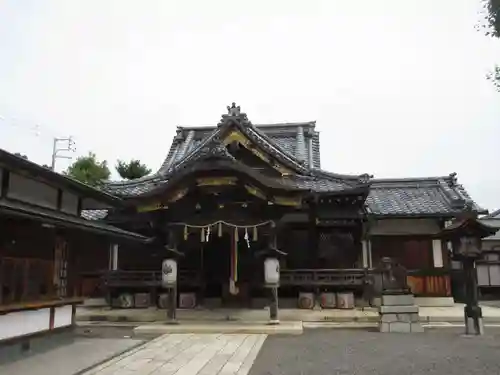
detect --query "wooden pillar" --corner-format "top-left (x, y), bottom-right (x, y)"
top-left (0, 256), bottom-right (3, 305)
top-left (362, 240), bottom-right (369, 268)
top-left (308, 196), bottom-right (319, 268)
top-left (109, 243), bottom-right (119, 271)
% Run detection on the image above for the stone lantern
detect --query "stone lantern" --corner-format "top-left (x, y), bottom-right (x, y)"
top-left (374, 257), bottom-right (423, 333)
top-left (255, 226), bottom-right (287, 325)
top-left (439, 208), bottom-right (498, 335)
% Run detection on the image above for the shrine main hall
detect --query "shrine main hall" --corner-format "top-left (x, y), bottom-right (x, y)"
top-left (79, 103), bottom-right (485, 308)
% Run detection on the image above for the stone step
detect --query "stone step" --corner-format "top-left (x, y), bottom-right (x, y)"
top-left (133, 321), bottom-right (303, 337)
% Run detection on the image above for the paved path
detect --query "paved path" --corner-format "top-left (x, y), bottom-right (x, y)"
top-left (0, 330), bottom-right (143, 375)
top-left (84, 333), bottom-right (267, 375)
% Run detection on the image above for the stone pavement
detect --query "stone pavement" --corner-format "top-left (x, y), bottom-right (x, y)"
top-left (83, 333), bottom-right (267, 375)
top-left (77, 303), bottom-right (500, 324)
top-left (0, 329), bottom-right (143, 375)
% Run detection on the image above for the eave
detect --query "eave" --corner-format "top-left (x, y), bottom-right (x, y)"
top-left (0, 149), bottom-right (122, 207)
top-left (0, 198), bottom-right (150, 243)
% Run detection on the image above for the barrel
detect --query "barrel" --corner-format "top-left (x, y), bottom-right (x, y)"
top-left (336, 292), bottom-right (355, 309)
top-left (319, 292), bottom-right (336, 309)
top-left (298, 292), bottom-right (315, 309)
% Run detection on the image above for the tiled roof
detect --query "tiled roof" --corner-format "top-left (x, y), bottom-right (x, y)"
top-left (102, 113), bottom-right (354, 197)
top-left (81, 209), bottom-right (109, 220)
top-left (0, 199), bottom-right (147, 241)
top-left (158, 122), bottom-right (320, 173)
top-left (483, 209), bottom-right (500, 219)
top-left (96, 107), bottom-right (484, 219)
top-left (366, 175), bottom-right (485, 217)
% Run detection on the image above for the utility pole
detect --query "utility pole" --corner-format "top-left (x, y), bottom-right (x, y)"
top-left (51, 136), bottom-right (76, 171)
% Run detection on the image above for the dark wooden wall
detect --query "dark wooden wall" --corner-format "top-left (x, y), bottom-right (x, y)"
top-left (370, 236), bottom-right (432, 269)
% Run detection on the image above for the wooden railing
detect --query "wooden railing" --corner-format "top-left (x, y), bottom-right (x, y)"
top-left (98, 268), bottom-right (452, 297)
top-left (280, 269), bottom-right (368, 287)
top-left (101, 270), bottom-right (202, 288)
top-left (100, 269), bottom-right (370, 289)
top-left (1, 257), bottom-right (55, 304)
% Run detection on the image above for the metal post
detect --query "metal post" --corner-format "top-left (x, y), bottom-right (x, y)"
top-left (463, 258), bottom-right (483, 335)
top-left (51, 137), bottom-right (58, 170)
top-left (166, 286), bottom-right (177, 324)
top-left (51, 136), bottom-right (75, 171)
top-left (269, 286), bottom-right (279, 324)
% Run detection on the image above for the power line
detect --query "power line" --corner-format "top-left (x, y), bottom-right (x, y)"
top-left (0, 113), bottom-right (64, 139)
top-left (0, 113), bottom-right (76, 170)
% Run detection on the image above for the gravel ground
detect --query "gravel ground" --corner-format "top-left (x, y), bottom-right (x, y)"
top-left (249, 328), bottom-right (500, 375)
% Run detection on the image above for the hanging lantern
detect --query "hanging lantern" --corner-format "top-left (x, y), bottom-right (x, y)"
top-left (201, 227), bottom-right (205, 242)
top-left (234, 227), bottom-right (239, 242)
top-left (218, 222), bottom-right (222, 237)
top-left (253, 226), bottom-right (258, 241)
top-left (183, 225), bottom-right (188, 241)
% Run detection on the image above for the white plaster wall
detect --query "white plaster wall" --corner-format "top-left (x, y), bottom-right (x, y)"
top-left (369, 219), bottom-right (440, 236)
top-left (53, 305), bottom-right (73, 328)
top-left (483, 240), bottom-right (500, 251)
top-left (0, 308), bottom-right (50, 341)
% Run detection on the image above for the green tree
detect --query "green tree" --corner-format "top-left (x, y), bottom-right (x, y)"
top-left (65, 152), bottom-right (110, 186)
top-left (116, 159), bottom-right (151, 180)
top-left (479, 1), bottom-right (500, 90)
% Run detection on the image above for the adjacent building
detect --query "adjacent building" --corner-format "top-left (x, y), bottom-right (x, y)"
top-left (477, 210), bottom-right (500, 294)
top-left (0, 150), bottom-right (150, 342)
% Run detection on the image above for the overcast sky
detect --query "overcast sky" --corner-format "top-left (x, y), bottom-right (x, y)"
top-left (0, 0), bottom-right (499, 211)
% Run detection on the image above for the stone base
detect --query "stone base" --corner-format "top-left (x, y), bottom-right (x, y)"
top-left (379, 321), bottom-right (424, 333)
top-left (378, 294), bottom-right (423, 333)
top-left (465, 317), bottom-right (484, 335)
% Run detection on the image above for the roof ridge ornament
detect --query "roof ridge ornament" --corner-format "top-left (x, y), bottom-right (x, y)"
top-left (219, 102), bottom-right (251, 127)
top-left (227, 102), bottom-right (241, 116)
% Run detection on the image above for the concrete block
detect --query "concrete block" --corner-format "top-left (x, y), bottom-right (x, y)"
top-left (380, 313), bottom-right (398, 323)
top-left (415, 297), bottom-right (454, 307)
top-left (388, 322), bottom-right (411, 333)
top-left (381, 294), bottom-right (415, 306)
top-left (379, 305), bottom-right (419, 314)
top-left (379, 322), bottom-right (390, 333)
top-left (411, 323), bottom-right (424, 333)
top-left (395, 313), bottom-right (412, 323)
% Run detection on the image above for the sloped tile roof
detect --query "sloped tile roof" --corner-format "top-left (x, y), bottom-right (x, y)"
top-left (81, 209), bottom-right (109, 220)
top-left (158, 122), bottom-right (319, 173)
top-left (0, 199), bottom-right (146, 241)
top-left (483, 209), bottom-right (500, 219)
top-left (366, 175), bottom-right (485, 217)
top-left (96, 107), bottom-right (483, 219)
